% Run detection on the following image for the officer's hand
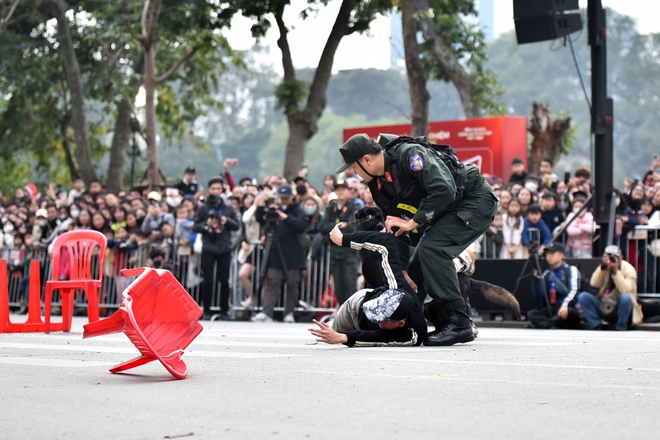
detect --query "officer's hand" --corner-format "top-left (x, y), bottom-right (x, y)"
top-left (329, 224), bottom-right (343, 246)
top-left (308, 319), bottom-right (347, 344)
top-left (558, 306), bottom-right (568, 320)
top-left (385, 216), bottom-right (418, 237)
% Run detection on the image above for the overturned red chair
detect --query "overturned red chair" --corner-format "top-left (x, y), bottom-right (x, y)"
top-left (83, 267), bottom-right (203, 380)
top-left (0, 260), bottom-right (47, 333)
top-left (44, 230), bottom-right (107, 333)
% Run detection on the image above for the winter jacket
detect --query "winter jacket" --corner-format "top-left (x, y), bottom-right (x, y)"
top-left (565, 211), bottom-right (596, 253)
top-left (501, 213), bottom-right (524, 259)
top-left (589, 259), bottom-right (643, 326)
top-left (256, 202), bottom-right (310, 271)
top-left (193, 200), bottom-right (240, 256)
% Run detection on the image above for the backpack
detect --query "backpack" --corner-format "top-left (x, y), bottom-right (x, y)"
top-left (376, 134), bottom-right (468, 208)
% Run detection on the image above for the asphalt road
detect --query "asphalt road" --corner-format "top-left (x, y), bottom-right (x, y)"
top-left (1, 317), bottom-right (660, 439)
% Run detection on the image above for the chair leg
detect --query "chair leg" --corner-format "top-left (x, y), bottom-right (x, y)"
top-left (85, 287), bottom-right (100, 323)
top-left (109, 355), bottom-right (155, 374)
top-left (44, 285), bottom-right (53, 334)
top-left (61, 289), bottom-right (74, 333)
top-left (82, 311), bottom-right (126, 339)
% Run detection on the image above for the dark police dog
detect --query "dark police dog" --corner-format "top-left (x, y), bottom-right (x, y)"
top-left (354, 207), bottom-right (521, 330)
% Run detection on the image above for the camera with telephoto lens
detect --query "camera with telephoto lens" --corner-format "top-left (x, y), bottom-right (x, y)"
top-left (206, 194), bottom-right (220, 206)
top-left (608, 253), bottom-right (619, 264)
top-left (266, 206), bottom-right (280, 226)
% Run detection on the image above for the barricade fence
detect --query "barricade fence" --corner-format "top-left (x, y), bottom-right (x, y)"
top-left (1, 240), bottom-right (333, 317)
top-left (3, 224), bottom-right (660, 316)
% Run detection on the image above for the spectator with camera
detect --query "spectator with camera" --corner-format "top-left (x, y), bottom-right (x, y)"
top-left (522, 204), bottom-right (552, 255)
top-left (252, 183), bottom-right (310, 323)
top-left (140, 191), bottom-right (175, 241)
top-left (193, 176), bottom-right (241, 320)
top-left (527, 243), bottom-right (582, 329)
top-left (578, 245), bottom-right (643, 330)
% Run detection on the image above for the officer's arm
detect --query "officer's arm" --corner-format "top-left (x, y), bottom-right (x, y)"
top-left (402, 146), bottom-right (456, 225)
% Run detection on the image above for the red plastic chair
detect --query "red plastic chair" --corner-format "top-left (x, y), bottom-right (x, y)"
top-left (44, 230), bottom-right (107, 333)
top-left (83, 267), bottom-right (203, 380)
top-left (1, 260), bottom-right (49, 333)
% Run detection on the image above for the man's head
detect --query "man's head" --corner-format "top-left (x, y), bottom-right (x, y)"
top-left (89, 180), bottom-right (102, 196)
top-left (278, 183), bottom-right (294, 206)
top-left (183, 166), bottom-right (196, 182)
top-left (46, 204), bottom-right (58, 222)
top-left (346, 177), bottom-right (361, 201)
top-left (511, 158), bottom-right (525, 175)
top-left (336, 134), bottom-right (383, 182)
top-left (362, 289), bottom-right (414, 328)
top-left (527, 204), bottom-right (542, 224)
top-left (72, 176), bottom-right (84, 191)
top-left (540, 158), bottom-right (554, 175)
top-left (333, 179), bottom-right (350, 203)
top-left (540, 192), bottom-right (557, 211)
top-left (207, 176), bottom-right (225, 198)
top-left (605, 245), bottom-right (622, 265)
top-left (544, 242), bottom-right (565, 267)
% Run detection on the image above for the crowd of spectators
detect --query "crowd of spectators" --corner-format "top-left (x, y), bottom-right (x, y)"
top-left (2, 152), bottom-right (660, 320)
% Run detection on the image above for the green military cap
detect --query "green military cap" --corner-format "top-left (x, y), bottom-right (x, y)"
top-left (336, 134), bottom-right (378, 173)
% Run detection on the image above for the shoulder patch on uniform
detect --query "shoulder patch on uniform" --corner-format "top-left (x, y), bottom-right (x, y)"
top-left (409, 154), bottom-right (424, 171)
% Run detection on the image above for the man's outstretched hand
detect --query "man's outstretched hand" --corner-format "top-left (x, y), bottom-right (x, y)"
top-left (308, 319), bottom-right (348, 344)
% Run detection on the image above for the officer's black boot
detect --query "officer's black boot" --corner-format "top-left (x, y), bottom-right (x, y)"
top-left (424, 298), bottom-right (475, 346)
top-left (466, 299), bottom-right (478, 338)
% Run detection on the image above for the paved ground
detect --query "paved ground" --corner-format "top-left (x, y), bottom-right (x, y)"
top-left (2, 317), bottom-right (660, 439)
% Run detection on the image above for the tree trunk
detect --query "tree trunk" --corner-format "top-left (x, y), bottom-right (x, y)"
top-left (402, 0), bottom-right (429, 137)
top-left (105, 99), bottom-right (133, 194)
top-left (416, 0), bottom-right (481, 119)
top-left (58, 113), bottom-right (78, 181)
top-left (528, 101), bottom-right (571, 175)
top-left (53, 0), bottom-right (98, 185)
top-left (143, 45), bottom-right (159, 189)
top-left (276, 0), bottom-right (356, 181)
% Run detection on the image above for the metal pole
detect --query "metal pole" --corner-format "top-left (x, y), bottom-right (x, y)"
top-left (589, 0), bottom-right (613, 255)
top-left (130, 133), bottom-right (138, 187)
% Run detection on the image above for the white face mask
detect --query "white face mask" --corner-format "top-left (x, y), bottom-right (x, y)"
top-left (70, 209), bottom-right (80, 218)
top-left (37, 219), bottom-right (47, 227)
top-left (557, 201), bottom-right (569, 211)
top-left (303, 206), bottom-right (318, 216)
top-left (3, 223), bottom-right (14, 234)
top-left (525, 182), bottom-right (538, 193)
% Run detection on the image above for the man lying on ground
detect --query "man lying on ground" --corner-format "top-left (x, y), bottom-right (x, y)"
top-left (308, 223), bottom-right (428, 346)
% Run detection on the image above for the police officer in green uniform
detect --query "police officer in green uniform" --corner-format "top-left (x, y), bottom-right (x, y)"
top-left (318, 179), bottom-right (359, 305)
top-left (335, 133), bottom-right (498, 346)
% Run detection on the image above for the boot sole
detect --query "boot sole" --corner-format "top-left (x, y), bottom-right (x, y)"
top-left (424, 333), bottom-right (475, 346)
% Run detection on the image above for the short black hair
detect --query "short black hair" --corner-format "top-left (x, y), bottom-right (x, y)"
top-left (541, 192), bottom-right (557, 201)
top-left (207, 176), bottom-right (225, 187)
top-left (527, 204), bottom-right (542, 214)
top-left (149, 248), bottom-right (165, 260)
top-left (541, 158), bottom-right (553, 167)
top-left (512, 158), bottom-right (524, 165)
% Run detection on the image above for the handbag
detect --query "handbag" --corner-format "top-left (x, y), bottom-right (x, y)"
top-left (600, 290), bottom-right (620, 316)
top-left (297, 232), bottom-right (312, 249)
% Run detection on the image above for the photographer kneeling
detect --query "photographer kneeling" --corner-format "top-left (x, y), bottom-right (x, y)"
top-left (527, 242), bottom-right (582, 329)
top-left (577, 245), bottom-right (643, 330)
top-left (252, 183), bottom-right (310, 323)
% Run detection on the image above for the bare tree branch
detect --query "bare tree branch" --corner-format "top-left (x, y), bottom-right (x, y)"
top-left (140, 0), bottom-right (150, 39)
top-left (155, 44), bottom-right (200, 84)
top-left (146, 0), bottom-right (162, 47)
top-left (0, 0), bottom-right (21, 33)
top-left (122, 0), bottom-right (144, 43)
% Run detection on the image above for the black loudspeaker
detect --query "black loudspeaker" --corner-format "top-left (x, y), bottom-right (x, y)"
top-left (513, 0), bottom-right (579, 19)
top-left (513, 0), bottom-right (582, 45)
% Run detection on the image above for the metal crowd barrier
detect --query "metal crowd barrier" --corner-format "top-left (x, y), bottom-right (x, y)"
top-left (1, 239), bottom-right (334, 317)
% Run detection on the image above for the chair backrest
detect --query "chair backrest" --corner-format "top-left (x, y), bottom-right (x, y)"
top-left (123, 268), bottom-right (203, 355)
top-left (50, 230), bottom-right (107, 281)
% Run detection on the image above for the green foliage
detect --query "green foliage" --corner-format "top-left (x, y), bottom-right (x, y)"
top-left (418, 0), bottom-right (505, 115)
top-left (274, 78), bottom-right (309, 119)
top-left (260, 112), bottom-right (402, 189)
top-left (485, 8), bottom-right (660, 184)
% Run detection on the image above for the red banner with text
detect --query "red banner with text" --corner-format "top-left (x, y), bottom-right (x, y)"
top-left (343, 116), bottom-right (527, 180)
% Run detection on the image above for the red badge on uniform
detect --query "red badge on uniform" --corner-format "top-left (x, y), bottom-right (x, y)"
top-left (377, 179), bottom-right (382, 190)
top-left (384, 172), bottom-right (393, 182)
top-left (409, 154), bottom-right (424, 172)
